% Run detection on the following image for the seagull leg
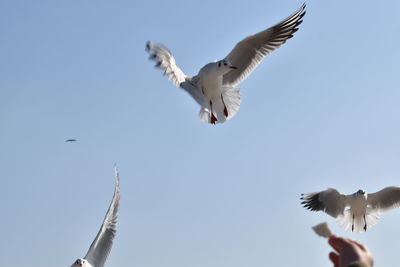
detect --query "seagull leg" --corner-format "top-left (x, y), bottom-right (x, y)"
top-left (209, 100), bottom-right (217, 124)
top-left (221, 95), bottom-right (228, 118)
top-left (211, 114), bottom-right (217, 124)
top-left (352, 215), bottom-right (355, 232)
top-left (363, 215), bottom-right (367, 231)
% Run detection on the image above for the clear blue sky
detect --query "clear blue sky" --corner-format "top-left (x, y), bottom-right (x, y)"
top-left (1, 0), bottom-right (400, 266)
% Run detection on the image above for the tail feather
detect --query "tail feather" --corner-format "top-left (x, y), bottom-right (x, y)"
top-left (198, 107), bottom-right (219, 124)
top-left (212, 95), bottom-right (228, 124)
top-left (336, 209), bottom-right (380, 233)
top-left (199, 107), bottom-right (211, 123)
top-left (198, 87), bottom-right (241, 124)
top-left (222, 86), bottom-right (241, 120)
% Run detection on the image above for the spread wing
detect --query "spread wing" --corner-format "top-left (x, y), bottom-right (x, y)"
top-left (301, 188), bottom-right (349, 218)
top-left (84, 167), bottom-right (120, 267)
top-left (367, 186), bottom-right (400, 211)
top-left (146, 41), bottom-right (187, 86)
top-left (146, 42), bottom-right (206, 107)
top-left (223, 3), bottom-right (306, 87)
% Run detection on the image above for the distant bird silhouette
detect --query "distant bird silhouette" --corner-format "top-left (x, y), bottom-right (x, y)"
top-left (65, 139), bottom-right (77, 142)
top-left (301, 187), bottom-right (400, 232)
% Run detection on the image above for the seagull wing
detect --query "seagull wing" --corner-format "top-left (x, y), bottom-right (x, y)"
top-left (146, 41), bottom-right (187, 87)
top-left (180, 77), bottom-right (207, 107)
top-left (84, 167), bottom-right (120, 267)
top-left (146, 42), bottom-right (206, 107)
top-left (367, 186), bottom-right (400, 211)
top-left (222, 3), bottom-right (306, 87)
top-left (301, 188), bottom-right (349, 218)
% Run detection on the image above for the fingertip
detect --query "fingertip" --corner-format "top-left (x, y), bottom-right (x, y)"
top-left (328, 235), bottom-right (338, 245)
top-left (329, 251), bottom-right (339, 266)
top-left (328, 235), bottom-right (349, 253)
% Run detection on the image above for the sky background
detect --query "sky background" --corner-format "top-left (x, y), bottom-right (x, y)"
top-left (1, 0), bottom-right (400, 266)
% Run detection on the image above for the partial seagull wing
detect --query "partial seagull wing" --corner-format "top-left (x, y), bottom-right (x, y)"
top-left (84, 167), bottom-right (120, 267)
top-left (301, 188), bottom-right (349, 218)
top-left (146, 42), bottom-right (206, 107)
top-left (367, 186), bottom-right (400, 211)
top-left (223, 3), bottom-right (306, 87)
top-left (146, 41), bottom-right (186, 87)
top-left (180, 77), bottom-right (207, 107)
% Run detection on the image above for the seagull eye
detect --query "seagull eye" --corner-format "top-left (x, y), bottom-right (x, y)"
top-left (224, 62), bottom-right (227, 66)
top-left (218, 62), bottom-right (221, 67)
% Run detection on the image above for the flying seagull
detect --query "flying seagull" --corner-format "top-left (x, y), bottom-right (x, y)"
top-left (71, 167), bottom-right (120, 267)
top-left (146, 4), bottom-right (306, 124)
top-left (301, 187), bottom-right (400, 232)
top-left (65, 139), bottom-right (77, 142)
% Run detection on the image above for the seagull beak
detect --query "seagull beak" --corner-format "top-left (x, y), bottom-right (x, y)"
top-left (229, 66), bottom-right (237, 69)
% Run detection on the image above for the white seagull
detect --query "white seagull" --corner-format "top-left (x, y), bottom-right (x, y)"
top-left (146, 4), bottom-right (306, 124)
top-left (71, 167), bottom-right (120, 267)
top-left (301, 187), bottom-right (400, 232)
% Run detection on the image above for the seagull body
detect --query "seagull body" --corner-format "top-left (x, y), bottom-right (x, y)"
top-left (301, 187), bottom-right (400, 232)
top-left (146, 4), bottom-right (306, 124)
top-left (71, 167), bottom-right (120, 267)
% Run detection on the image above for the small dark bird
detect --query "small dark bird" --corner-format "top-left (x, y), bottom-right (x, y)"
top-left (65, 139), bottom-right (77, 142)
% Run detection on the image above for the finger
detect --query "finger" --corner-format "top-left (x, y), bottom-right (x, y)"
top-left (329, 251), bottom-right (339, 266)
top-left (348, 238), bottom-right (368, 252)
top-left (356, 242), bottom-right (368, 252)
top-left (328, 235), bottom-right (349, 253)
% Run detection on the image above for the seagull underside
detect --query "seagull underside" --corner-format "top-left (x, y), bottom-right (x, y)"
top-left (336, 209), bottom-right (380, 233)
top-left (208, 96), bottom-right (228, 124)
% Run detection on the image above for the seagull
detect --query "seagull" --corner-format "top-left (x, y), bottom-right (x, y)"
top-left (146, 4), bottom-right (306, 124)
top-left (301, 187), bottom-right (400, 233)
top-left (65, 139), bottom-right (77, 142)
top-left (71, 167), bottom-right (120, 267)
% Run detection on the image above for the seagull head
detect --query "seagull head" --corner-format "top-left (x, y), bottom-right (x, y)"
top-left (217, 59), bottom-right (237, 73)
top-left (356, 189), bottom-right (366, 195)
top-left (71, 258), bottom-right (87, 267)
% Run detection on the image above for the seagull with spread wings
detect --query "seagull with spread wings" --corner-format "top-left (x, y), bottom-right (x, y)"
top-left (146, 4), bottom-right (306, 124)
top-left (71, 167), bottom-right (120, 267)
top-left (301, 187), bottom-right (400, 232)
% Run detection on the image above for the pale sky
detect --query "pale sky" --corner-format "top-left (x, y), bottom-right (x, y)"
top-left (1, 0), bottom-right (400, 266)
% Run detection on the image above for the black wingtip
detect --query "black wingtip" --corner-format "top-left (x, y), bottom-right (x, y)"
top-left (299, 11), bottom-right (306, 21)
top-left (300, 192), bottom-right (325, 212)
top-left (145, 41), bottom-right (151, 51)
top-left (297, 3), bottom-right (306, 23)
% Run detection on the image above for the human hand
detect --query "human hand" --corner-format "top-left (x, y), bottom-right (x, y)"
top-left (328, 235), bottom-right (373, 267)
